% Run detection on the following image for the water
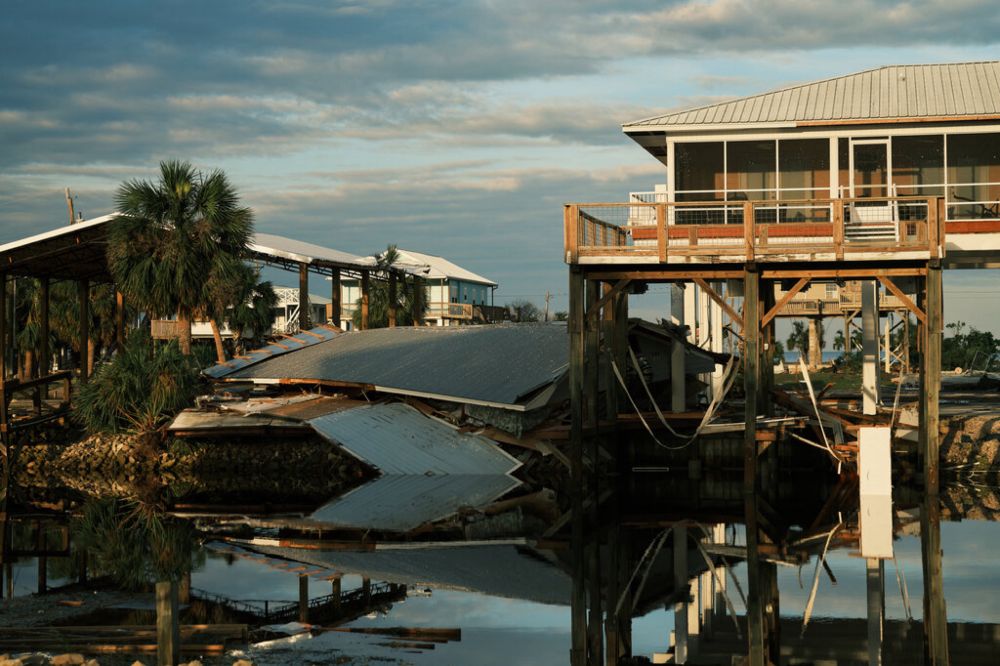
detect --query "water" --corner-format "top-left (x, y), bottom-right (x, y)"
top-left (2, 438), bottom-right (998, 665)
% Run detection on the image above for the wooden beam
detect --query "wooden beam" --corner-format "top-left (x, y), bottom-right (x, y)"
top-left (761, 267), bottom-right (925, 279)
top-left (924, 264), bottom-right (942, 494)
top-left (568, 268), bottom-right (586, 666)
top-left (877, 276), bottom-right (926, 324)
top-left (586, 279), bottom-right (630, 321)
top-left (692, 277), bottom-right (743, 331)
top-left (761, 277), bottom-right (810, 328)
top-left (592, 270), bottom-right (746, 281)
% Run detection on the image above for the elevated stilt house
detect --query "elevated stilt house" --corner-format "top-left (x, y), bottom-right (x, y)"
top-left (563, 61), bottom-right (1000, 665)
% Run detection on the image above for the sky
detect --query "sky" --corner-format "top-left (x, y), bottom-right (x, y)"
top-left (3, 1), bottom-right (1000, 331)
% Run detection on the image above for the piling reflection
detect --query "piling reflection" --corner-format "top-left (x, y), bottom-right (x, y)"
top-left (568, 469), bottom-right (988, 665)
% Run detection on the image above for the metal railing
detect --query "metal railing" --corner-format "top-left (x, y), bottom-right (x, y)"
top-left (564, 196), bottom-right (946, 264)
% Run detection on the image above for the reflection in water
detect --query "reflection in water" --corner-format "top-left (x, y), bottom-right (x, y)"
top-left (1, 442), bottom-right (999, 664)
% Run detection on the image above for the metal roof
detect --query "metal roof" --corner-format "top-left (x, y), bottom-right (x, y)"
top-left (391, 248), bottom-right (497, 286)
top-left (0, 214), bottom-right (116, 281)
top-left (249, 233), bottom-right (377, 273)
top-left (231, 542), bottom-right (571, 606)
top-left (202, 325), bottom-right (340, 379)
top-left (221, 324), bottom-right (570, 410)
top-left (309, 402), bottom-right (521, 475)
top-left (309, 473), bottom-right (521, 532)
top-left (625, 61), bottom-right (1000, 131)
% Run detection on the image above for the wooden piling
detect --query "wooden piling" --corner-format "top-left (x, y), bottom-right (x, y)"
top-left (388, 271), bottom-right (398, 328)
top-left (363, 576), bottom-right (371, 607)
top-left (332, 575), bottom-right (342, 613)
top-left (155, 580), bottom-right (180, 666)
top-left (298, 574), bottom-right (310, 623)
top-left (921, 495), bottom-right (949, 665)
top-left (924, 262), bottom-right (943, 494)
top-left (360, 270), bottom-right (370, 330)
top-left (329, 268), bottom-right (342, 326)
top-left (867, 558), bottom-right (885, 666)
top-left (568, 267), bottom-right (587, 666)
top-left (298, 264), bottom-right (311, 331)
top-left (78, 279), bottom-right (89, 384)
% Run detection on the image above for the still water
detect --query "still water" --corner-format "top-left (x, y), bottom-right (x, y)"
top-left (2, 458), bottom-right (998, 665)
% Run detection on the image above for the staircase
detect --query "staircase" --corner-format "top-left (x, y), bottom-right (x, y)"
top-left (845, 203), bottom-right (899, 242)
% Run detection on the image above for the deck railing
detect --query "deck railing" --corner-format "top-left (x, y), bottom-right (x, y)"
top-left (564, 196), bottom-right (946, 264)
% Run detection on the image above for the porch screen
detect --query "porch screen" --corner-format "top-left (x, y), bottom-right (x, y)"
top-left (674, 142), bottom-right (723, 202)
top-left (778, 139), bottom-right (829, 222)
top-left (726, 141), bottom-right (776, 201)
top-left (892, 135), bottom-right (944, 197)
top-left (947, 133), bottom-right (1000, 220)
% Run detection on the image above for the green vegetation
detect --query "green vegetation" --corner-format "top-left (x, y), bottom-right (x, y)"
top-left (75, 330), bottom-right (201, 434)
top-left (943, 321), bottom-right (999, 372)
top-left (506, 299), bottom-right (541, 322)
top-left (74, 497), bottom-right (201, 589)
top-left (352, 245), bottom-right (428, 328)
top-left (109, 160), bottom-right (254, 356)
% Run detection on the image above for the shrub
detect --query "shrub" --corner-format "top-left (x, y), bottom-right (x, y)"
top-left (75, 329), bottom-right (202, 434)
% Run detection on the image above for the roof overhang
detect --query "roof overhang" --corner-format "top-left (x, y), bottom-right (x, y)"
top-left (0, 214), bottom-right (116, 282)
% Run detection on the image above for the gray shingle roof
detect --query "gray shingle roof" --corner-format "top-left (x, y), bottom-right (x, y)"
top-left (625, 61), bottom-right (1000, 130)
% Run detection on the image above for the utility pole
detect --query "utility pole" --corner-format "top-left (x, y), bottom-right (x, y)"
top-left (543, 291), bottom-right (551, 322)
top-left (65, 188), bottom-right (75, 225)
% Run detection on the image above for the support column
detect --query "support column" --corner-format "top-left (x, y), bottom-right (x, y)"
top-left (78, 279), bottom-right (89, 384)
top-left (861, 280), bottom-right (881, 415)
top-left (920, 495), bottom-right (949, 665)
top-left (360, 270), bottom-right (370, 330)
top-left (884, 314), bottom-right (892, 373)
top-left (924, 264), bottom-right (943, 494)
top-left (808, 317), bottom-right (821, 369)
top-left (362, 576), bottom-right (371, 607)
top-left (156, 580), bottom-right (180, 666)
top-left (0, 272), bottom-right (7, 382)
top-left (329, 268), bottom-right (342, 327)
top-left (673, 526), bottom-right (690, 664)
top-left (761, 282), bottom-right (775, 417)
top-left (298, 264), bottom-right (310, 331)
top-left (710, 282), bottom-right (725, 399)
top-left (867, 558), bottom-right (885, 666)
top-left (40, 278), bottom-right (50, 374)
top-left (569, 268), bottom-right (586, 666)
top-left (388, 271), bottom-right (398, 328)
top-left (743, 267), bottom-right (765, 666)
top-left (584, 278), bottom-right (603, 663)
top-left (670, 283), bottom-right (687, 412)
top-left (332, 575), bottom-right (342, 613)
top-left (298, 574), bottom-right (309, 623)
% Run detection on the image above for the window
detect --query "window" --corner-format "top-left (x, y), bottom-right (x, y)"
top-left (892, 135), bottom-right (944, 197)
top-left (675, 142), bottom-right (724, 202)
top-left (726, 140), bottom-right (777, 201)
top-left (779, 138), bottom-right (830, 222)
top-left (947, 133), bottom-right (1000, 220)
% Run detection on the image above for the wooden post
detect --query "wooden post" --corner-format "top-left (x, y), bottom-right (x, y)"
top-left (332, 575), bottom-right (342, 613)
top-left (861, 280), bottom-right (880, 414)
top-left (298, 574), bottom-right (309, 623)
top-left (568, 267), bottom-right (587, 666)
top-left (673, 526), bottom-right (689, 664)
top-left (565, 205), bottom-right (580, 264)
top-left (0, 272), bottom-right (6, 383)
top-left (155, 580), bottom-right (180, 666)
top-left (670, 283), bottom-right (687, 412)
top-left (329, 268), bottom-right (342, 326)
top-left (39, 277), bottom-right (50, 406)
top-left (388, 271), bottom-right (398, 328)
top-left (584, 278), bottom-right (603, 663)
top-left (657, 203), bottom-right (667, 263)
top-left (78, 279), bottom-right (89, 384)
top-left (360, 270), bottom-right (370, 330)
top-left (743, 266), bottom-right (765, 666)
top-left (743, 202), bottom-right (755, 261)
top-left (761, 281), bottom-right (775, 417)
top-left (867, 558), bottom-right (885, 666)
top-left (921, 494), bottom-right (949, 665)
top-left (903, 314), bottom-right (911, 374)
top-left (0, 272), bottom-right (8, 446)
top-left (362, 576), bottom-right (371, 607)
top-left (833, 199), bottom-right (845, 260)
top-left (298, 264), bottom-right (310, 331)
top-left (924, 262), bottom-right (943, 494)
top-left (115, 290), bottom-right (125, 347)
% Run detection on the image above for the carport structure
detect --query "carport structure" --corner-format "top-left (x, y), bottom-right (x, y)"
top-left (0, 215), bottom-right (415, 437)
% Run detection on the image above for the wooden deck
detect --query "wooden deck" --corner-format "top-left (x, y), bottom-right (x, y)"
top-left (564, 195), bottom-right (1000, 267)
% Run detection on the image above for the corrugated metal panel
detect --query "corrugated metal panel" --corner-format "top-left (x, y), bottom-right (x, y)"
top-left (224, 323), bottom-right (569, 408)
top-left (624, 61), bottom-right (1000, 129)
top-left (202, 325), bottom-right (340, 379)
top-left (309, 474), bottom-right (522, 532)
top-left (230, 542), bottom-right (572, 606)
top-left (250, 233), bottom-right (376, 269)
top-left (309, 402), bottom-right (521, 476)
top-left (393, 248), bottom-right (497, 286)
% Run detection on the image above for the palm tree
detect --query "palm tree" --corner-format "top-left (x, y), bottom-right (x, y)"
top-left (352, 245), bottom-right (428, 329)
top-left (108, 161), bottom-right (254, 355)
top-left (217, 265), bottom-right (278, 357)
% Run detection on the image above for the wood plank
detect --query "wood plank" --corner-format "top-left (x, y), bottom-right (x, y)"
top-left (761, 277), bottom-right (810, 328)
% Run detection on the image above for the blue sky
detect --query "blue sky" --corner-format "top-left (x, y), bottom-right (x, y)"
top-left (2, 1), bottom-right (1000, 329)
